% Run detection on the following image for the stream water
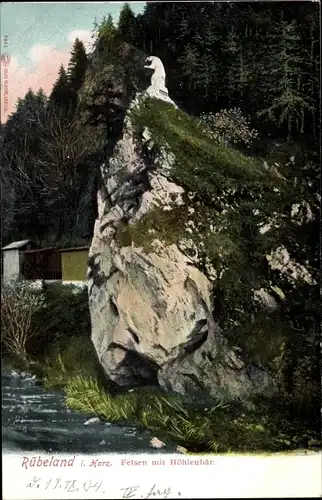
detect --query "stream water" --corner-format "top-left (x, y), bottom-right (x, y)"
top-left (2, 370), bottom-right (173, 454)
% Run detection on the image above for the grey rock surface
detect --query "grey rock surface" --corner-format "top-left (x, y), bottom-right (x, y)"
top-left (88, 80), bottom-right (275, 402)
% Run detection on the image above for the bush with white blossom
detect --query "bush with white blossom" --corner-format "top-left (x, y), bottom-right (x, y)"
top-left (198, 108), bottom-right (259, 148)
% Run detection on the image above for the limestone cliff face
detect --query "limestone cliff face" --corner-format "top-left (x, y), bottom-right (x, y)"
top-left (87, 90), bottom-right (274, 401)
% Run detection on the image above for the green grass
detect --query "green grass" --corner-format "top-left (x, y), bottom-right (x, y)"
top-left (33, 336), bottom-right (100, 390)
top-left (130, 98), bottom-right (282, 195)
top-left (116, 204), bottom-right (188, 251)
top-left (63, 375), bottom-right (321, 454)
top-left (126, 98), bottom-right (287, 265)
top-left (65, 376), bottom-right (138, 421)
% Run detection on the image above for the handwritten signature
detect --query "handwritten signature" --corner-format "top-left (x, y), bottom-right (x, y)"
top-left (26, 477), bottom-right (180, 498)
top-left (120, 484), bottom-right (178, 499)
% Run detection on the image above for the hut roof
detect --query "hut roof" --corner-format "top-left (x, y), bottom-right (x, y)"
top-left (1, 239), bottom-right (32, 250)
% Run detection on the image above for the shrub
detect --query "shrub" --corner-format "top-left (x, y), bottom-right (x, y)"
top-left (31, 282), bottom-right (90, 348)
top-left (198, 108), bottom-right (259, 148)
top-left (1, 281), bottom-right (45, 361)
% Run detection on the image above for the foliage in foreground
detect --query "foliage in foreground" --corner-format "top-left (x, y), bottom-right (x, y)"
top-left (1, 281), bottom-right (45, 362)
top-left (1, 281), bottom-right (97, 386)
top-left (31, 282), bottom-right (91, 350)
top-left (37, 337), bottom-right (99, 390)
top-left (64, 376), bottom-right (321, 453)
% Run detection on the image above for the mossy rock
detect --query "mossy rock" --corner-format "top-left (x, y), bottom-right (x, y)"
top-left (130, 98), bottom-right (278, 196)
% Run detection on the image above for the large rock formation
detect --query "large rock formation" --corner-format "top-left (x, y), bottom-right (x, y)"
top-left (87, 63), bottom-right (275, 402)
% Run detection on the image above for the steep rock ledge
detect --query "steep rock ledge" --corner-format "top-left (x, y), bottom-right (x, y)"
top-left (87, 90), bottom-right (275, 401)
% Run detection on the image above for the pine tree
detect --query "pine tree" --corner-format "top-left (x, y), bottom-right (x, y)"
top-left (257, 20), bottom-right (314, 138)
top-left (178, 45), bottom-right (200, 94)
top-left (195, 17), bottom-right (220, 107)
top-left (118, 3), bottom-right (137, 44)
top-left (2, 88), bottom-right (49, 241)
top-left (49, 65), bottom-right (74, 116)
top-left (34, 89), bottom-right (48, 122)
top-left (301, 11), bottom-right (320, 139)
top-left (4, 89), bottom-right (47, 150)
top-left (36, 88), bottom-right (47, 104)
top-left (67, 38), bottom-right (88, 94)
top-left (95, 14), bottom-right (117, 53)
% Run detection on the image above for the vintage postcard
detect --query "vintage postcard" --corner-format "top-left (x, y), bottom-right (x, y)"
top-left (1, 1), bottom-right (321, 498)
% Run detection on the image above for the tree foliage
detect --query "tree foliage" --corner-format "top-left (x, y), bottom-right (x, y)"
top-left (131, 2), bottom-right (319, 139)
top-left (67, 38), bottom-right (88, 101)
top-left (1, 282), bottom-right (45, 362)
top-left (49, 65), bottom-right (75, 115)
top-left (118, 3), bottom-right (138, 45)
top-left (92, 14), bottom-right (117, 54)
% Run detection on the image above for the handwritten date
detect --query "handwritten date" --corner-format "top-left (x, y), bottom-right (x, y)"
top-left (26, 476), bottom-right (105, 493)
